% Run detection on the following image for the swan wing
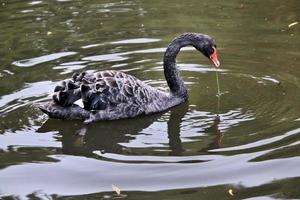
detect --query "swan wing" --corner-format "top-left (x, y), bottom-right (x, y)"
top-left (80, 71), bottom-right (156, 111)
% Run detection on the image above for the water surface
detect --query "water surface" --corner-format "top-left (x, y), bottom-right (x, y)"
top-left (0, 0), bottom-right (300, 199)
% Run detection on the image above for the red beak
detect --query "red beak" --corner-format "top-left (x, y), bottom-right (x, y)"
top-left (210, 47), bottom-right (220, 67)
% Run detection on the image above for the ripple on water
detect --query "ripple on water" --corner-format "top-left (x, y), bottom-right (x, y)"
top-left (81, 43), bottom-right (103, 49)
top-left (181, 108), bottom-right (254, 131)
top-left (0, 129), bottom-right (60, 151)
top-left (115, 107), bottom-right (255, 151)
top-left (210, 128), bottom-right (300, 153)
top-left (81, 46), bottom-right (195, 63)
top-left (53, 61), bottom-right (88, 75)
top-left (28, 1), bottom-right (43, 5)
top-left (149, 63), bottom-right (228, 73)
top-left (12, 52), bottom-right (77, 67)
top-left (0, 81), bottom-right (55, 114)
top-left (82, 53), bottom-right (129, 62)
top-left (111, 38), bottom-right (160, 44)
top-left (1, 60), bottom-right (300, 199)
top-left (0, 152), bottom-right (300, 198)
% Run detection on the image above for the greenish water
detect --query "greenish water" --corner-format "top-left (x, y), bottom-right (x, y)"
top-left (0, 0), bottom-right (300, 199)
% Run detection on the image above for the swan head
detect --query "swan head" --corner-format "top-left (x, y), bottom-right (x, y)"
top-left (190, 33), bottom-right (220, 67)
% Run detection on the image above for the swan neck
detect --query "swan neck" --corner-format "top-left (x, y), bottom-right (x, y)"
top-left (163, 36), bottom-right (193, 98)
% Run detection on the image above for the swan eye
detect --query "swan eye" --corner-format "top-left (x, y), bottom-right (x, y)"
top-left (212, 46), bottom-right (217, 54)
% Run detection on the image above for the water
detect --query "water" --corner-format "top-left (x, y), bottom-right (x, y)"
top-left (0, 0), bottom-right (300, 199)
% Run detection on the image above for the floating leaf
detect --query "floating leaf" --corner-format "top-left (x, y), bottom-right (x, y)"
top-left (112, 184), bottom-right (121, 196)
top-left (228, 189), bottom-right (234, 196)
top-left (288, 22), bottom-right (298, 28)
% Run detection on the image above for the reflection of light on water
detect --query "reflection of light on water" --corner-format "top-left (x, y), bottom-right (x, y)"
top-left (53, 65), bottom-right (86, 75)
top-left (20, 9), bottom-right (34, 13)
top-left (94, 152), bottom-right (222, 163)
top-left (0, 130), bottom-right (60, 151)
top-left (81, 43), bottom-right (103, 49)
top-left (237, 74), bottom-right (281, 85)
top-left (119, 108), bottom-right (255, 149)
top-left (218, 108), bottom-right (255, 131)
top-left (28, 1), bottom-right (42, 5)
top-left (12, 52), bottom-right (77, 67)
top-left (11, 42), bottom-right (198, 72)
top-left (0, 81), bottom-right (56, 114)
top-left (149, 63), bottom-right (228, 73)
top-left (82, 53), bottom-right (129, 62)
top-left (81, 47), bottom-right (195, 63)
top-left (182, 108), bottom-right (255, 134)
top-left (261, 76), bottom-right (280, 84)
top-left (1, 152), bottom-right (300, 198)
top-left (210, 128), bottom-right (300, 152)
top-left (54, 61), bottom-right (88, 74)
top-left (111, 38), bottom-right (160, 44)
top-left (120, 121), bottom-right (168, 148)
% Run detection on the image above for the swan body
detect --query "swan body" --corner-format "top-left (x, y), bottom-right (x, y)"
top-left (37, 32), bottom-right (220, 123)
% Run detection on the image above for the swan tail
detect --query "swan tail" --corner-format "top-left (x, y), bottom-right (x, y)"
top-left (34, 101), bottom-right (90, 120)
top-left (52, 79), bottom-right (81, 107)
top-left (52, 88), bottom-right (81, 107)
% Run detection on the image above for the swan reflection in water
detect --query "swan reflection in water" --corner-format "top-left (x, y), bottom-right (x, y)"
top-left (37, 103), bottom-right (224, 157)
top-left (199, 115), bottom-right (224, 152)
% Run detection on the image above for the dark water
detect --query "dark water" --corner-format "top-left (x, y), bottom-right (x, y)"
top-left (1, 0), bottom-right (300, 199)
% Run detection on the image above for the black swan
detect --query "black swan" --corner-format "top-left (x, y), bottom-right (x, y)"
top-left (36, 32), bottom-right (220, 123)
